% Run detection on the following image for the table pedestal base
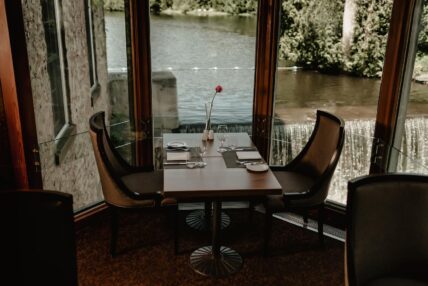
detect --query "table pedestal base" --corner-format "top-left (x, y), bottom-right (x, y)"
top-left (190, 246), bottom-right (243, 277)
top-left (186, 210), bottom-right (230, 231)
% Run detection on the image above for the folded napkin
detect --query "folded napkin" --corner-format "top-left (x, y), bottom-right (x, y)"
top-left (236, 151), bottom-right (262, 160)
top-left (167, 152), bottom-right (190, 161)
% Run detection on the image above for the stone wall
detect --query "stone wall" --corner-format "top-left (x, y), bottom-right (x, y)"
top-left (22, 0), bottom-right (110, 211)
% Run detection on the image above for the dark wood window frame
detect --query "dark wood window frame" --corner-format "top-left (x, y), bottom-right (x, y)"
top-left (371, 0), bottom-right (421, 174)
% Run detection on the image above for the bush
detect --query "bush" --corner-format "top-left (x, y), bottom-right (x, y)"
top-left (148, 0), bottom-right (257, 14)
top-left (278, 0), bottom-right (344, 73)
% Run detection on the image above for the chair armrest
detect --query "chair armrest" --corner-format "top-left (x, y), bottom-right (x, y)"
top-left (269, 165), bottom-right (294, 172)
top-left (284, 192), bottom-right (310, 199)
top-left (128, 191), bottom-right (161, 201)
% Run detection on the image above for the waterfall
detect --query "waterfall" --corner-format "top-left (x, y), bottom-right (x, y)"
top-left (397, 117), bottom-right (428, 173)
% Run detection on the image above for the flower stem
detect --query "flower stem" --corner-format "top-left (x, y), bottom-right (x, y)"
top-left (206, 91), bottom-right (217, 130)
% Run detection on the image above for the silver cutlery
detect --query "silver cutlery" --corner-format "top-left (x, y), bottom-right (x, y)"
top-left (163, 162), bottom-right (187, 165)
top-left (232, 147), bottom-right (257, 151)
top-left (164, 161), bottom-right (207, 168)
top-left (235, 160), bottom-right (264, 165)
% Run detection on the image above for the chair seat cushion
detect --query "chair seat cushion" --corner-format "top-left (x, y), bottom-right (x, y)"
top-left (121, 170), bottom-right (163, 194)
top-left (366, 277), bottom-right (428, 286)
top-left (265, 171), bottom-right (317, 212)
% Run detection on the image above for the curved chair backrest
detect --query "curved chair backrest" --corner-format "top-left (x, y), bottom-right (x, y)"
top-left (347, 174), bottom-right (428, 285)
top-left (0, 190), bottom-right (77, 285)
top-left (89, 112), bottom-right (140, 207)
top-left (289, 110), bottom-right (345, 201)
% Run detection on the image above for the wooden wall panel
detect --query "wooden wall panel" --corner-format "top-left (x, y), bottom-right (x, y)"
top-left (0, 0), bottom-right (42, 188)
top-left (0, 82), bottom-right (14, 188)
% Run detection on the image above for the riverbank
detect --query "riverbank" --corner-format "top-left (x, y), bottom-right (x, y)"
top-left (103, 1), bottom-right (256, 16)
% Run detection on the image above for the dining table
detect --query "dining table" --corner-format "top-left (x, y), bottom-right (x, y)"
top-left (162, 132), bottom-right (282, 277)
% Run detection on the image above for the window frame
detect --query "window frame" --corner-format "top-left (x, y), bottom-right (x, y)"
top-left (371, 0), bottom-right (422, 173)
top-left (41, 0), bottom-right (75, 165)
top-left (84, 0), bottom-right (100, 103)
top-left (42, 0), bottom-right (71, 140)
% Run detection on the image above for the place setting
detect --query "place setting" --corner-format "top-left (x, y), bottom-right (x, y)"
top-left (219, 143), bottom-right (269, 172)
top-left (236, 150), bottom-right (269, 172)
top-left (163, 140), bottom-right (206, 169)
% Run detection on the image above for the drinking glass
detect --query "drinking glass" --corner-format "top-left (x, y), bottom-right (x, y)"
top-left (217, 125), bottom-right (228, 153)
top-left (200, 139), bottom-right (207, 158)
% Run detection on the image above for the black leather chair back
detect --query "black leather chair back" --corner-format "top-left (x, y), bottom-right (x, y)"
top-left (0, 190), bottom-right (77, 285)
top-left (347, 174), bottom-right (428, 285)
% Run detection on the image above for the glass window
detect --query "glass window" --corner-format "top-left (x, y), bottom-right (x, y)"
top-left (41, 0), bottom-right (70, 137)
top-left (270, 0), bottom-right (393, 205)
top-left (149, 4), bottom-right (258, 147)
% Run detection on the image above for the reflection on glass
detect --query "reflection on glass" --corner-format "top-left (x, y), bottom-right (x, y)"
top-left (217, 125), bottom-right (228, 153)
top-left (271, 0), bottom-right (393, 205)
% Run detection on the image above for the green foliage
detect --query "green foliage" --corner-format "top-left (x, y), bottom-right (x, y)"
top-left (149, 0), bottom-right (174, 14)
top-left (417, 2), bottom-right (428, 55)
top-left (413, 55), bottom-right (428, 78)
top-left (211, 0), bottom-right (257, 14)
top-left (148, 0), bottom-right (257, 14)
top-left (279, 0), bottom-right (344, 73)
top-left (346, 0), bottom-right (393, 77)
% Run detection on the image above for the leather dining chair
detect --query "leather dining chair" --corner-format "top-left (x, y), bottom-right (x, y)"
top-left (263, 110), bottom-right (345, 255)
top-left (89, 111), bottom-right (177, 256)
top-left (346, 174), bottom-right (428, 286)
top-left (0, 190), bottom-right (77, 286)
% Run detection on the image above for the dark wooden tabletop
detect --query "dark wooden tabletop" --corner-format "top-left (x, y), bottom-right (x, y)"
top-left (163, 133), bottom-right (282, 199)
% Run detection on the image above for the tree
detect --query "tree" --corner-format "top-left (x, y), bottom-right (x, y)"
top-left (278, 0), bottom-right (344, 73)
top-left (346, 0), bottom-right (393, 77)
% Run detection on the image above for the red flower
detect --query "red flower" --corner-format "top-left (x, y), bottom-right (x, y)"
top-left (205, 85), bottom-right (224, 130)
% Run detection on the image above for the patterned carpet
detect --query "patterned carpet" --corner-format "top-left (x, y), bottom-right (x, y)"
top-left (77, 209), bottom-right (344, 285)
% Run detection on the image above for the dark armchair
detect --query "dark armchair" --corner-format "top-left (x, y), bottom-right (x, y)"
top-left (0, 190), bottom-right (77, 285)
top-left (346, 174), bottom-right (428, 286)
top-left (89, 111), bottom-right (177, 256)
top-left (263, 110), bottom-right (345, 254)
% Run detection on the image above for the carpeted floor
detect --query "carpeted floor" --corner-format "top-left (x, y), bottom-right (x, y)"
top-left (77, 209), bottom-right (344, 285)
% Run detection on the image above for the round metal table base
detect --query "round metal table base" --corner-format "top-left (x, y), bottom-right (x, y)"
top-left (190, 246), bottom-right (243, 277)
top-left (186, 210), bottom-right (230, 231)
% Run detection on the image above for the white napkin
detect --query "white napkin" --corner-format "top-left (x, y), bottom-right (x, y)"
top-left (167, 152), bottom-right (190, 161)
top-left (236, 151), bottom-right (262, 160)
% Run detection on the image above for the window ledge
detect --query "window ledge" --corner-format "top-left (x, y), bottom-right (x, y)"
top-left (90, 82), bottom-right (101, 107)
top-left (54, 123), bottom-right (76, 165)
